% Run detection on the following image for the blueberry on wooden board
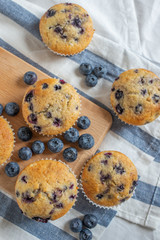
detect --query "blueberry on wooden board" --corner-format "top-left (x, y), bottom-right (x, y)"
top-left (5, 162), bottom-right (20, 177)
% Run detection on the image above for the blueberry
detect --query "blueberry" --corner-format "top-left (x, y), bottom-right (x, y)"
top-left (31, 140), bottom-right (45, 154)
top-left (17, 126), bottom-right (32, 142)
top-left (77, 116), bottom-right (91, 129)
top-left (22, 191), bottom-right (35, 203)
top-left (54, 26), bottom-right (62, 34)
top-left (141, 89), bottom-right (147, 96)
top-left (32, 217), bottom-right (50, 223)
top-left (83, 214), bottom-right (98, 229)
top-left (79, 229), bottom-right (92, 240)
top-left (46, 112), bottom-right (52, 118)
top-left (42, 83), bottom-right (48, 89)
top-left (46, 9), bottom-right (56, 18)
top-left (135, 104), bottom-right (143, 114)
top-left (113, 163), bottom-right (125, 175)
top-left (29, 103), bottom-right (33, 111)
top-left (23, 71), bottom-right (37, 85)
top-left (53, 118), bottom-right (62, 127)
top-left (140, 77), bottom-right (145, 84)
top-left (54, 85), bottom-right (62, 91)
top-left (18, 147), bottom-right (32, 160)
top-left (59, 79), bottom-right (66, 84)
top-left (79, 63), bottom-right (92, 75)
top-left (117, 184), bottom-right (125, 191)
top-left (63, 147), bottom-right (78, 162)
top-left (47, 138), bottom-right (63, 153)
top-left (72, 17), bottom-right (81, 28)
top-left (34, 125), bottom-right (41, 133)
top-left (152, 94), bottom-right (160, 103)
top-left (28, 113), bottom-right (37, 124)
top-left (115, 104), bottom-right (124, 114)
top-left (25, 90), bottom-right (34, 102)
top-left (5, 162), bottom-right (20, 177)
top-left (100, 171), bottom-right (111, 184)
top-left (21, 175), bottom-right (28, 183)
top-left (0, 104), bottom-right (3, 115)
top-left (69, 195), bottom-right (76, 200)
top-left (78, 134), bottom-right (94, 150)
top-left (5, 102), bottom-right (20, 116)
top-left (85, 74), bottom-right (98, 87)
top-left (79, 27), bottom-right (84, 34)
top-left (70, 218), bottom-right (83, 232)
top-left (96, 194), bottom-right (103, 199)
top-left (93, 65), bottom-right (106, 78)
top-left (129, 180), bottom-right (138, 194)
top-left (115, 90), bottom-right (123, 100)
top-left (64, 128), bottom-right (79, 142)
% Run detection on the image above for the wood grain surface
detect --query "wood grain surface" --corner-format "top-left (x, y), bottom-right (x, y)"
top-left (0, 47), bottom-right (112, 197)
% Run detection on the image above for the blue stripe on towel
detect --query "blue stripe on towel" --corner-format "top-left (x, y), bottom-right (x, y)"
top-left (1, 39), bottom-right (160, 209)
top-left (0, 0), bottom-right (41, 40)
top-left (133, 181), bottom-right (160, 207)
top-left (0, 192), bottom-right (77, 240)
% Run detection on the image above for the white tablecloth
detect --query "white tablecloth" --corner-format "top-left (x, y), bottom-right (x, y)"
top-left (0, 0), bottom-right (160, 239)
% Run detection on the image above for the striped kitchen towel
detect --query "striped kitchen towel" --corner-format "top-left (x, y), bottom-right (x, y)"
top-left (0, 0), bottom-right (160, 239)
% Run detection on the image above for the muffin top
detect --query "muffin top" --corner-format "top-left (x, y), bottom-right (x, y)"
top-left (110, 68), bottom-right (160, 125)
top-left (39, 3), bottom-right (94, 55)
top-left (15, 160), bottom-right (78, 222)
top-left (0, 116), bottom-right (14, 165)
top-left (22, 78), bottom-right (81, 135)
top-left (81, 151), bottom-right (138, 207)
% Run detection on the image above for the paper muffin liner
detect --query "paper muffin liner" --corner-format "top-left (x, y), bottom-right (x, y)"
top-left (79, 156), bottom-right (137, 210)
top-left (0, 115), bottom-right (16, 168)
top-left (43, 39), bottom-right (91, 57)
top-left (23, 82), bottom-right (82, 137)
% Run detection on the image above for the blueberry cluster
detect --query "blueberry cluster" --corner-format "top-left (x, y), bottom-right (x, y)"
top-left (5, 115), bottom-right (94, 178)
top-left (70, 214), bottom-right (97, 240)
top-left (79, 63), bottom-right (107, 87)
top-left (62, 116), bottom-right (94, 162)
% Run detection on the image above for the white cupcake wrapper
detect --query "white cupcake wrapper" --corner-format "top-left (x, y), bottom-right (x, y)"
top-left (0, 115), bottom-right (16, 168)
top-left (43, 40), bottom-right (88, 57)
top-left (23, 82), bottom-right (82, 137)
top-left (79, 155), bottom-right (137, 210)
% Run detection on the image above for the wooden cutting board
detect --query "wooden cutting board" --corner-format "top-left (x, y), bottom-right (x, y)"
top-left (0, 47), bottom-right (112, 197)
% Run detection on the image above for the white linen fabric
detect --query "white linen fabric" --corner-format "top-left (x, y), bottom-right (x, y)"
top-left (0, 0), bottom-right (160, 239)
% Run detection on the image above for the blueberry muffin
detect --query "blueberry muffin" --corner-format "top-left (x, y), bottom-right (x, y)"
top-left (39, 3), bottom-right (94, 55)
top-left (110, 69), bottom-right (160, 125)
top-left (81, 151), bottom-right (138, 207)
top-left (0, 116), bottom-right (15, 165)
top-left (22, 78), bottom-right (81, 135)
top-left (15, 159), bottom-right (78, 222)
